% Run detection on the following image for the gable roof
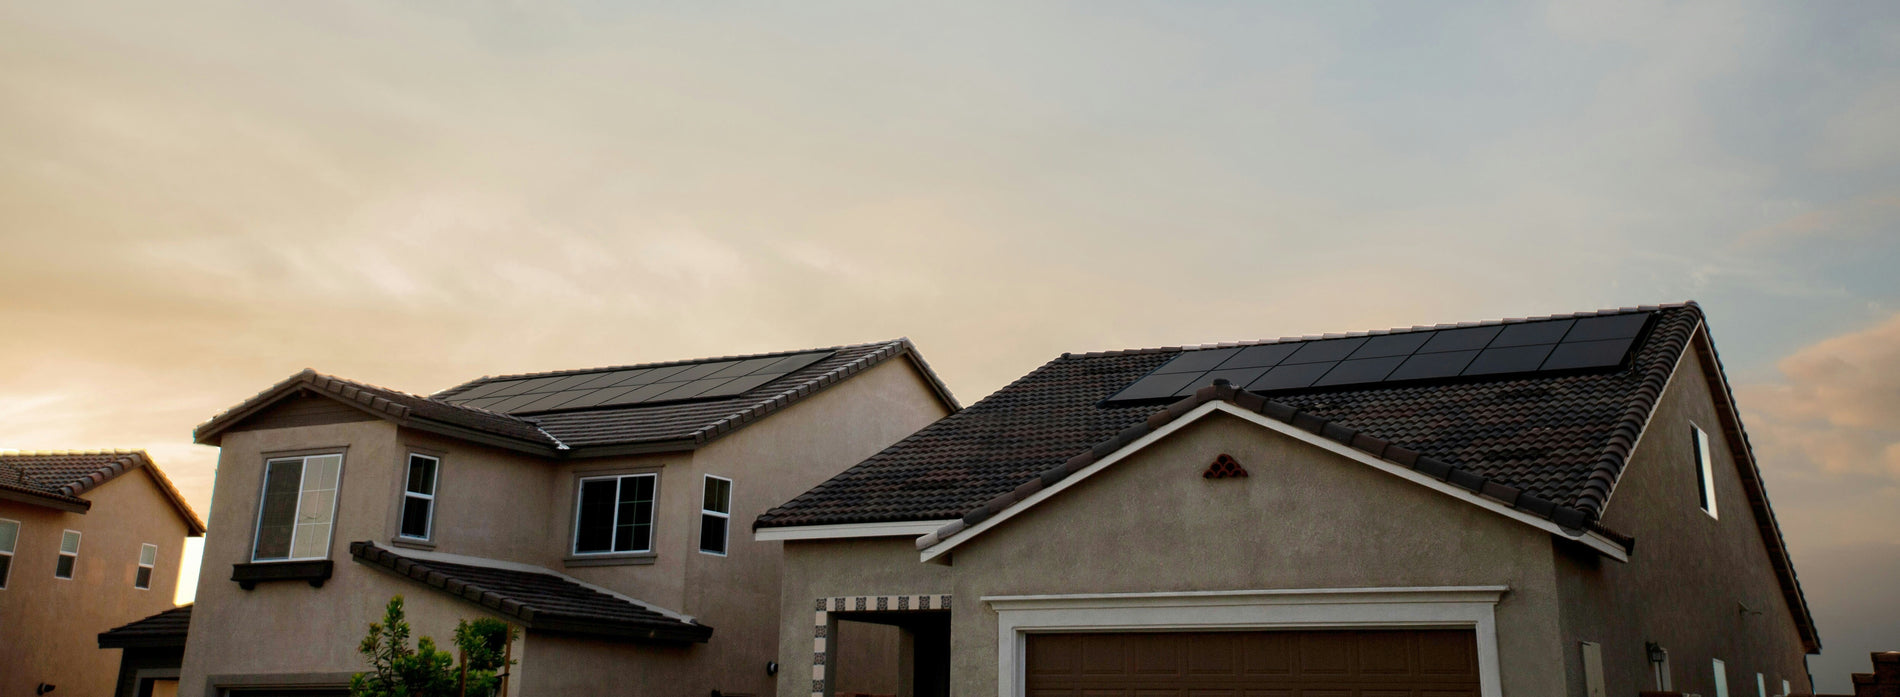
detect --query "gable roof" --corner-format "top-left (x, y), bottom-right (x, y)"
top-left (98, 604), bottom-right (191, 649)
top-left (0, 450), bottom-right (206, 535)
top-left (756, 302), bottom-right (1818, 652)
top-left (350, 542), bottom-right (713, 644)
top-left (195, 339), bottom-right (957, 458)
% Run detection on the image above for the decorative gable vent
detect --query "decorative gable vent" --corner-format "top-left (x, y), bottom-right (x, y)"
top-left (1203, 453), bottom-right (1248, 479)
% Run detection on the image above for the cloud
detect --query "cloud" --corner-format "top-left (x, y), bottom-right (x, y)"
top-left (1741, 312), bottom-right (1900, 477)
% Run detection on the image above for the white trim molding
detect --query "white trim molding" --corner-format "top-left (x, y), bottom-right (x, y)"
top-left (754, 519), bottom-right (955, 541)
top-left (986, 586), bottom-right (1510, 697)
top-left (921, 401), bottom-right (1629, 563)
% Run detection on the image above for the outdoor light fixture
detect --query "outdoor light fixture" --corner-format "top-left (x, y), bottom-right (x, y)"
top-left (1646, 642), bottom-right (1667, 664)
top-left (766, 660), bottom-right (780, 675)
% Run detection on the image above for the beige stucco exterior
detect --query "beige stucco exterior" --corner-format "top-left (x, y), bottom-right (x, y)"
top-left (0, 472), bottom-right (195, 697)
top-left (178, 356), bottom-right (951, 696)
top-left (1555, 346), bottom-right (1814, 696)
top-left (778, 411), bottom-right (1572, 697)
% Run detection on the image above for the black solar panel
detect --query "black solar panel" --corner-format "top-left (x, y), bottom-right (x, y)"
top-left (1102, 312), bottom-right (1653, 404)
top-left (443, 351), bottom-right (837, 414)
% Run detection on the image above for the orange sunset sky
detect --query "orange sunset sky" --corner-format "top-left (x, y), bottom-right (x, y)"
top-left (2, 2), bottom-right (1896, 691)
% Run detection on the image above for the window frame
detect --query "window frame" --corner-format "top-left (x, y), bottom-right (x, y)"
top-left (0, 517), bottom-right (18, 589)
top-left (249, 451), bottom-right (346, 563)
top-left (570, 472), bottom-right (660, 556)
top-left (398, 453), bottom-right (440, 541)
top-left (55, 529), bottom-right (80, 580)
top-left (135, 542), bottom-right (158, 590)
top-left (1713, 658), bottom-right (1730, 697)
top-left (1693, 423), bottom-right (1719, 519)
top-left (698, 475), bottom-right (733, 557)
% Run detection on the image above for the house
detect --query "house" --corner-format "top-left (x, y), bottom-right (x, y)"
top-left (99, 604), bottom-right (193, 697)
top-left (0, 450), bottom-right (206, 697)
top-left (177, 340), bottom-right (957, 697)
top-left (755, 303), bottom-right (1819, 697)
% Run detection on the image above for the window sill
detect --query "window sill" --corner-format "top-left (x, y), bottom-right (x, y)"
top-left (389, 537), bottom-right (437, 551)
top-left (232, 560), bottom-right (334, 590)
top-left (563, 552), bottom-right (657, 568)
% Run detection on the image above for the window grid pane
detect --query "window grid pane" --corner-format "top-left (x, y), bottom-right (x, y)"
top-left (574, 479), bottom-right (619, 553)
top-left (55, 554), bottom-right (74, 579)
top-left (400, 496), bottom-right (433, 539)
top-left (406, 455), bottom-right (438, 495)
top-left (0, 554), bottom-right (11, 588)
top-left (0, 520), bottom-right (17, 552)
top-left (59, 530), bottom-right (80, 554)
top-left (139, 543), bottom-right (158, 566)
top-left (135, 566), bottom-right (153, 589)
top-left (253, 459), bottom-right (304, 560)
top-left (699, 514), bottom-right (728, 554)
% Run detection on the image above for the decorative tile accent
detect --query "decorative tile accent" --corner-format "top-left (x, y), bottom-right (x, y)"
top-left (1204, 452), bottom-right (1249, 479)
top-left (810, 594), bottom-right (951, 697)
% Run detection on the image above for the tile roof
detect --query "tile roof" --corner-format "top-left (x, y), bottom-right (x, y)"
top-left (195, 339), bottom-right (956, 457)
top-left (97, 604), bottom-right (191, 649)
top-left (349, 542), bottom-right (712, 644)
top-left (757, 305), bottom-right (1699, 531)
top-left (0, 450), bottom-right (206, 534)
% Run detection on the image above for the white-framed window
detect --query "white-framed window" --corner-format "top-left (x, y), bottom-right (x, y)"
top-left (56, 530), bottom-right (80, 579)
top-left (1783, 679), bottom-right (1792, 696)
top-left (399, 454), bottom-right (439, 540)
top-left (699, 475), bottom-right (732, 556)
top-left (135, 543), bottom-right (158, 589)
top-left (1757, 672), bottom-right (1767, 697)
top-left (1693, 423), bottom-right (1718, 518)
top-left (573, 473), bottom-right (657, 555)
top-left (1713, 658), bottom-right (1730, 697)
top-left (0, 518), bottom-right (18, 589)
top-left (251, 453), bottom-right (344, 562)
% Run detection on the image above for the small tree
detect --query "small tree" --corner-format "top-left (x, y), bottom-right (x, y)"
top-left (350, 596), bottom-right (517, 697)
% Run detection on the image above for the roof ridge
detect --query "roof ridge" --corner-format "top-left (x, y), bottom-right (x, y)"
top-left (1065, 302), bottom-right (1694, 358)
top-left (1571, 305), bottom-right (1703, 517)
top-left (431, 339), bottom-right (908, 396)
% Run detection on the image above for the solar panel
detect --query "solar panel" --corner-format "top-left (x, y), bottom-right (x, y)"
top-left (1283, 338), bottom-right (1366, 365)
top-left (441, 350), bottom-right (837, 414)
top-left (1101, 312), bottom-right (1654, 404)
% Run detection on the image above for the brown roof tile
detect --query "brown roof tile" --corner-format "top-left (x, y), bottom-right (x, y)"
top-left (0, 451), bottom-right (205, 534)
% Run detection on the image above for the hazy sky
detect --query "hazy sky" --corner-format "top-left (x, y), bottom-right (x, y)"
top-left (2, 1), bottom-right (1896, 689)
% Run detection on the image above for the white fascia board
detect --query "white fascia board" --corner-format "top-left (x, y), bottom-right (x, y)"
top-left (919, 401), bottom-right (1629, 563)
top-left (753, 519), bottom-right (956, 541)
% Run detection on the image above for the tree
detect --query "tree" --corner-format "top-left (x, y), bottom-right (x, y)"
top-left (350, 596), bottom-right (517, 697)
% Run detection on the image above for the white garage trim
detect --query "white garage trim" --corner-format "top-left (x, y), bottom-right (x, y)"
top-left (985, 586), bottom-right (1509, 697)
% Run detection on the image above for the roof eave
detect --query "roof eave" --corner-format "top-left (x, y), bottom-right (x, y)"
top-left (0, 485), bottom-right (90, 513)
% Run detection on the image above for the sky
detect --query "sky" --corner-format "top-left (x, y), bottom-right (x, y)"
top-left (1, 1), bottom-right (1896, 690)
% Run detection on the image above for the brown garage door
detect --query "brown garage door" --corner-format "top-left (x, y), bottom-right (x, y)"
top-left (1026, 628), bottom-right (1480, 697)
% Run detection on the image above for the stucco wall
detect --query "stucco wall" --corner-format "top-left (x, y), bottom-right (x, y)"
top-left (779, 411), bottom-right (1572, 697)
top-left (0, 472), bottom-right (193, 697)
top-left (1556, 347), bottom-right (1814, 696)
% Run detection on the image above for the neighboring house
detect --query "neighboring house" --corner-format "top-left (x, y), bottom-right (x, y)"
top-left (177, 340), bottom-right (957, 697)
top-left (755, 303), bottom-right (1819, 697)
top-left (0, 450), bottom-right (206, 697)
top-left (99, 604), bottom-right (192, 697)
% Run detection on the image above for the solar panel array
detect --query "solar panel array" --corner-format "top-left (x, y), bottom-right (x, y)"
top-left (1105, 312), bottom-right (1654, 404)
top-left (441, 351), bottom-right (835, 414)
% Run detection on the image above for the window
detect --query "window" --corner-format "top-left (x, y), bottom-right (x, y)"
top-left (399, 454), bottom-right (439, 540)
top-left (1693, 424), bottom-right (1718, 518)
top-left (56, 530), bottom-right (80, 579)
top-left (1757, 673), bottom-right (1767, 697)
top-left (1713, 659), bottom-right (1730, 697)
top-left (573, 474), bottom-right (657, 555)
top-left (0, 519), bottom-right (17, 589)
top-left (1580, 642), bottom-right (1606, 697)
top-left (699, 475), bottom-right (732, 556)
top-left (1783, 679), bottom-right (1792, 696)
top-left (251, 453), bottom-right (344, 562)
top-left (135, 543), bottom-right (158, 589)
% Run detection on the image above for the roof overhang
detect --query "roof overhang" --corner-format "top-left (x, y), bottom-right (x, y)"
top-left (0, 485), bottom-right (90, 513)
top-left (917, 400), bottom-right (1632, 564)
top-left (754, 519), bottom-right (957, 541)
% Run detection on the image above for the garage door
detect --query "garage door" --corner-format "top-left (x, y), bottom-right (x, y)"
top-left (1025, 629), bottom-right (1480, 697)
